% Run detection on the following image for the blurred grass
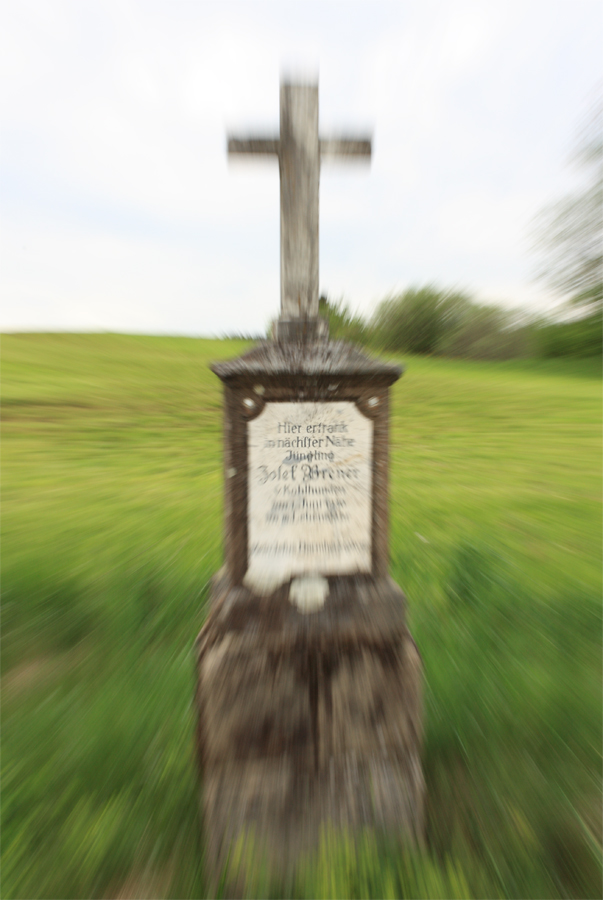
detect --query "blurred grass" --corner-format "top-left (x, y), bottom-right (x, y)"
top-left (2, 334), bottom-right (601, 898)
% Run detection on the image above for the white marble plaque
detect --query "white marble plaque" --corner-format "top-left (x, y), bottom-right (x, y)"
top-left (245, 401), bottom-right (373, 593)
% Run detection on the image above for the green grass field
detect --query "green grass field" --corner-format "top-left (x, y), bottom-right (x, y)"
top-left (2, 333), bottom-right (601, 898)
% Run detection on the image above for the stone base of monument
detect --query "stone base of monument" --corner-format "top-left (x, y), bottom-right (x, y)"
top-left (195, 338), bottom-right (424, 889)
top-left (195, 572), bottom-right (423, 888)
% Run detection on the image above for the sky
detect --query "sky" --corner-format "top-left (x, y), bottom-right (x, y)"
top-left (1, 0), bottom-right (601, 336)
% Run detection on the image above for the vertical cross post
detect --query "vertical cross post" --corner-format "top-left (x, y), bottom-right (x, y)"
top-left (279, 82), bottom-right (319, 321)
top-left (228, 80), bottom-right (371, 340)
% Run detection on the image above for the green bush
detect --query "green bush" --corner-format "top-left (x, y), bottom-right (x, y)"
top-left (370, 286), bottom-right (459, 355)
top-left (437, 305), bottom-right (532, 361)
top-left (370, 286), bottom-right (529, 360)
top-left (535, 310), bottom-right (602, 358)
top-left (318, 295), bottom-right (369, 344)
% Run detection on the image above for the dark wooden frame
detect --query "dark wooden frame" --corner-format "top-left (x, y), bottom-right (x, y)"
top-left (218, 372), bottom-right (395, 589)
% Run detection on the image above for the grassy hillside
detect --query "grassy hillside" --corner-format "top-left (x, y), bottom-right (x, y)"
top-left (2, 334), bottom-right (601, 898)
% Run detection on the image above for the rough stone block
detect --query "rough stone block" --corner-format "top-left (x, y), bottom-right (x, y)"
top-left (196, 578), bottom-right (423, 886)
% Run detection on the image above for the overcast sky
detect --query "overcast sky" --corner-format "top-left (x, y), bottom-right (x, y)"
top-left (1, 0), bottom-right (601, 336)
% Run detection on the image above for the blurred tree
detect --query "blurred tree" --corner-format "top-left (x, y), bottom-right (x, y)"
top-left (370, 286), bottom-right (473, 355)
top-left (437, 303), bottom-right (531, 360)
top-left (318, 295), bottom-right (368, 344)
top-left (533, 98), bottom-right (603, 313)
top-left (370, 286), bottom-right (530, 359)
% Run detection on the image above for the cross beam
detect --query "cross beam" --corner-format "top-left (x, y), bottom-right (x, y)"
top-left (228, 82), bottom-right (371, 329)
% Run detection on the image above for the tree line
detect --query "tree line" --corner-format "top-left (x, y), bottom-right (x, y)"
top-left (319, 287), bottom-right (601, 360)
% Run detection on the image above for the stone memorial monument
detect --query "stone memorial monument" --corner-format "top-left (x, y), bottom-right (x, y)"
top-left (196, 80), bottom-right (423, 885)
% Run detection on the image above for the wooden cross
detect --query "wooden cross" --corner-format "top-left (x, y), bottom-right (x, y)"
top-left (228, 81), bottom-right (371, 333)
